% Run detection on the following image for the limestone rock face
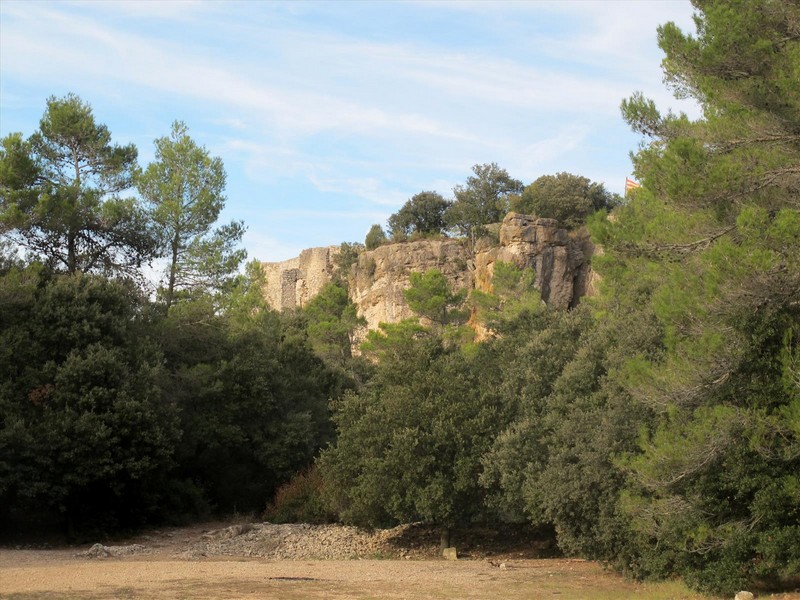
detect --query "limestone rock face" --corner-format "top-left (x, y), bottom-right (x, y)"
top-left (475, 213), bottom-right (593, 310)
top-left (349, 239), bottom-right (472, 332)
top-left (259, 212), bottom-right (594, 332)
top-left (261, 246), bottom-right (339, 310)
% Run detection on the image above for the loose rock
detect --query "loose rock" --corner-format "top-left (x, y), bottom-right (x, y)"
top-left (442, 547), bottom-right (458, 561)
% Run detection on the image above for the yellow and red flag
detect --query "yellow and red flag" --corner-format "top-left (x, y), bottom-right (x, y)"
top-left (625, 177), bottom-right (641, 194)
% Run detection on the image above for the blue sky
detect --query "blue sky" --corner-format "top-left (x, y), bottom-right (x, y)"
top-left (0, 0), bottom-right (700, 263)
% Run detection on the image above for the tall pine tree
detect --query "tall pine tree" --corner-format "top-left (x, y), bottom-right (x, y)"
top-left (596, 0), bottom-right (800, 592)
top-left (0, 94), bottom-right (155, 276)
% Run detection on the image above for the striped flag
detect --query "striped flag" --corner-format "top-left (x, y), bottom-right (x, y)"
top-left (625, 177), bottom-right (641, 194)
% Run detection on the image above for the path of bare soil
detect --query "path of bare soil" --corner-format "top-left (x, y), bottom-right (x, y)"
top-left (1, 522), bottom-right (798, 600)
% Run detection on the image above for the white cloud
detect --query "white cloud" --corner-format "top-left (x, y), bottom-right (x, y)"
top-left (70, 0), bottom-right (209, 19)
top-left (1, 0), bottom-right (703, 259)
top-left (506, 125), bottom-right (590, 177)
top-left (1, 0), bottom-right (696, 146)
top-left (307, 174), bottom-right (409, 208)
top-left (1, 4), bottom-right (475, 142)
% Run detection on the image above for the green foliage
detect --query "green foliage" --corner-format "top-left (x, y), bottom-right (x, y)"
top-left (303, 282), bottom-right (366, 368)
top-left (0, 237), bottom-right (23, 274)
top-left (0, 268), bottom-right (179, 533)
top-left (604, 0), bottom-right (800, 593)
top-left (364, 224), bottom-right (387, 250)
top-left (403, 269), bottom-right (467, 327)
top-left (359, 319), bottom-right (430, 366)
top-left (470, 261), bottom-right (540, 332)
top-left (0, 256), bottom-right (348, 533)
top-left (0, 94), bottom-right (156, 276)
top-left (388, 191), bottom-right (451, 240)
top-left (445, 163), bottom-right (523, 245)
top-left (157, 283), bottom-right (341, 515)
top-left (512, 172), bottom-right (620, 229)
top-left (319, 330), bottom-right (510, 529)
top-left (480, 303), bottom-right (662, 565)
top-left (333, 242), bottom-right (364, 283)
top-left (137, 121), bottom-right (245, 309)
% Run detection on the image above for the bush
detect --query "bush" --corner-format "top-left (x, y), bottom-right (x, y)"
top-left (512, 172), bottom-right (620, 229)
top-left (388, 191), bottom-right (451, 239)
top-left (264, 467), bottom-right (336, 524)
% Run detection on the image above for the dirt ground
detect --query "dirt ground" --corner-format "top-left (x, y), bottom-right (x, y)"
top-left (0, 554), bottom-right (692, 600)
top-left (1, 522), bottom-right (798, 600)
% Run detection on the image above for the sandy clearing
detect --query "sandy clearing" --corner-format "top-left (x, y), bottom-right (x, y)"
top-left (2, 522), bottom-right (798, 600)
top-left (0, 554), bottom-right (686, 600)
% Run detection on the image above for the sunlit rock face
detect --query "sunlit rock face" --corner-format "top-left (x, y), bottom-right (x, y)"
top-left (474, 212), bottom-right (594, 310)
top-left (259, 212), bottom-right (594, 333)
top-left (349, 238), bottom-right (473, 332)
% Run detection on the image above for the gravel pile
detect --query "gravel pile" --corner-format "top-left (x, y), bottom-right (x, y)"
top-left (177, 522), bottom-right (427, 560)
top-left (76, 521), bottom-right (546, 561)
top-left (79, 543), bottom-right (150, 558)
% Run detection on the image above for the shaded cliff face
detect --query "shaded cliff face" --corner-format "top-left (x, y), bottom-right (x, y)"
top-left (260, 212), bottom-right (594, 331)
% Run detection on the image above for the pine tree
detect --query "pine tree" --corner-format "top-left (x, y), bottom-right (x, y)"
top-left (137, 121), bottom-right (245, 308)
top-left (599, 0), bottom-right (800, 592)
top-left (0, 94), bottom-right (155, 275)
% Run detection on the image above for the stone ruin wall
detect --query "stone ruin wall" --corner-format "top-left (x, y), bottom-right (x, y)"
top-left (261, 246), bottom-right (340, 311)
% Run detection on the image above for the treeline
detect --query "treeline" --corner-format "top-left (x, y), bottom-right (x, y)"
top-left (364, 167), bottom-right (619, 250)
top-left (0, 266), bottom-right (345, 534)
top-left (0, 96), bottom-right (358, 537)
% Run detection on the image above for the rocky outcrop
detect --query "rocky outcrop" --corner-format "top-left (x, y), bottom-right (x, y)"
top-left (474, 213), bottom-right (593, 310)
top-left (261, 246), bottom-right (339, 311)
top-left (259, 212), bottom-right (594, 331)
top-left (349, 239), bottom-right (472, 331)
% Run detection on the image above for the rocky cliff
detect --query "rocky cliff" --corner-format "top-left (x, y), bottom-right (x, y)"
top-left (260, 212), bottom-right (594, 331)
top-left (349, 239), bottom-right (473, 329)
top-left (474, 213), bottom-right (594, 310)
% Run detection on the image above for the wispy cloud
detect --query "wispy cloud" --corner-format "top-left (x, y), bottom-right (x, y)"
top-left (243, 231), bottom-right (304, 264)
top-left (1, 0), bottom-right (699, 260)
top-left (1, 3), bottom-right (475, 142)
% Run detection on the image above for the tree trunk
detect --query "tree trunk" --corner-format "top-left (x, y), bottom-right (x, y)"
top-left (439, 527), bottom-right (451, 550)
top-left (165, 236), bottom-right (179, 309)
top-left (67, 229), bottom-right (77, 274)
